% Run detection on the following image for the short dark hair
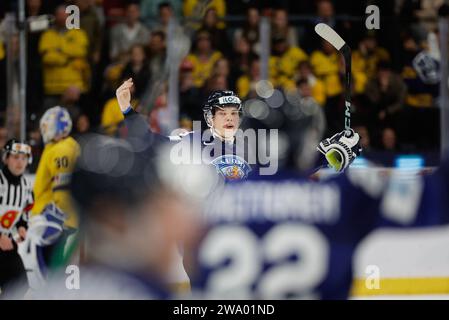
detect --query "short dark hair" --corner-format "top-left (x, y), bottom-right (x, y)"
top-left (158, 2), bottom-right (172, 11)
top-left (126, 2), bottom-right (140, 9)
top-left (377, 60), bottom-right (392, 71)
top-left (296, 78), bottom-right (308, 87)
top-left (151, 30), bottom-right (166, 41)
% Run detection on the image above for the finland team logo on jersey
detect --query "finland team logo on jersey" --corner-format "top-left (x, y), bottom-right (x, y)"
top-left (211, 155), bottom-right (251, 180)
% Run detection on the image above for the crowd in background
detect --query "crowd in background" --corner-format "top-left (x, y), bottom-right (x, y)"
top-left (0, 0), bottom-right (447, 171)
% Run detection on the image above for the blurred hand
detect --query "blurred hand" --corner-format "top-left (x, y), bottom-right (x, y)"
top-left (116, 78), bottom-right (134, 112)
top-left (0, 234), bottom-right (13, 251)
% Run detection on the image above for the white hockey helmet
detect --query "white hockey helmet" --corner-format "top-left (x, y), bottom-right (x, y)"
top-left (40, 106), bottom-right (73, 144)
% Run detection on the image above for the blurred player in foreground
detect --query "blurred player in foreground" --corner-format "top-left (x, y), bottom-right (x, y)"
top-left (184, 101), bottom-right (449, 299)
top-left (24, 135), bottom-right (206, 299)
top-left (0, 140), bottom-right (34, 298)
top-left (115, 78), bottom-right (362, 181)
top-left (21, 106), bottom-right (80, 290)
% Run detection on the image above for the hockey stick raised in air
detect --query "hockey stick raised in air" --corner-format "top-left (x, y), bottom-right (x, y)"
top-left (314, 23), bottom-right (352, 133)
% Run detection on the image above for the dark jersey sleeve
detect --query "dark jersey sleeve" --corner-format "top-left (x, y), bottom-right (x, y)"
top-left (123, 109), bottom-right (170, 146)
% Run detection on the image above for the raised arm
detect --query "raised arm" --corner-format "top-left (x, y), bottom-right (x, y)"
top-left (116, 79), bottom-right (169, 147)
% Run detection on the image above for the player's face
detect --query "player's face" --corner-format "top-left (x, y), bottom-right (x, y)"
top-left (5, 153), bottom-right (28, 176)
top-left (212, 106), bottom-right (240, 140)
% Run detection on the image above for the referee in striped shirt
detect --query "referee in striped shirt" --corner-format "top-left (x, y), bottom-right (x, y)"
top-left (0, 139), bottom-right (34, 298)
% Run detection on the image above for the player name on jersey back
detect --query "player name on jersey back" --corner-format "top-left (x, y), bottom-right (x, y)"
top-left (204, 181), bottom-right (340, 224)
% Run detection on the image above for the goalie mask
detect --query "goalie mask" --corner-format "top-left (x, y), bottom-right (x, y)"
top-left (40, 106), bottom-right (73, 144)
top-left (2, 139), bottom-right (33, 165)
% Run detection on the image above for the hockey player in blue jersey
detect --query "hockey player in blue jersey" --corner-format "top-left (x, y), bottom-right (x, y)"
top-left (115, 78), bottom-right (362, 180)
top-left (183, 98), bottom-right (449, 300)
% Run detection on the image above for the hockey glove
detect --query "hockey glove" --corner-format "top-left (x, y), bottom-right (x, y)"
top-left (28, 203), bottom-right (66, 246)
top-left (317, 129), bottom-right (362, 172)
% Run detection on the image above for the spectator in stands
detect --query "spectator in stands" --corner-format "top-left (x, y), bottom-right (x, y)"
top-left (400, 34), bottom-right (439, 109)
top-left (102, 0), bottom-right (127, 27)
top-left (352, 33), bottom-right (391, 80)
top-left (310, 40), bottom-right (342, 100)
top-left (353, 125), bottom-right (373, 153)
top-left (310, 39), bottom-right (343, 133)
top-left (200, 8), bottom-right (231, 57)
top-left (75, 0), bottom-right (102, 64)
top-left (364, 61), bottom-right (407, 126)
top-left (147, 30), bottom-right (167, 88)
top-left (140, 0), bottom-right (183, 28)
top-left (203, 73), bottom-right (228, 94)
top-left (271, 8), bottom-right (298, 48)
top-left (399, 33), bottom-right (440, 150)
top-left (150, 2), bottom-right (176, 34)
top-left (109, 3), bottom-right (150, 61)
top-left (120, 44), bottom-right (150, 100)
top-left (296, 78), bottom-right (321, 114)
top-left (302, 0), bottom-right (353, 53)
top-left (185, 30), bottom-right (222, 88)
top-left (381, 127), bottom-right (398, 152)
top-left (294, 61), bottom-right (326, 106)
top-left (74, 114), bottom-right (91, 141)
top-left (402, 0), bottom-right (444, 43)
top-left (183, 0), bottom-right (226, 30)
top-left (230, 36), bottom-right (258, 88)
top-left (234, 6), bottom-right (260, 55)
top-left (26, 0), bottom-right (42, 16)
top-left (236, 56), bottom-right (260, 99)
top-left (179, 60), bottom-right (202, 129)
top-left (59, 86), bottom-right (83, 121)
top-left (269, 35), bottom-right (308, 91)
top-left (213, 58), bottom-right (232, 89)
top-left (39, 5), bottom-right (89, 109)
top-left (103, 61), bottom-right (127, 102)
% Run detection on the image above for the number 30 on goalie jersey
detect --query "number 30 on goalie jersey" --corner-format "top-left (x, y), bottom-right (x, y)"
top-left (186, 167), bottom-right (449, 299)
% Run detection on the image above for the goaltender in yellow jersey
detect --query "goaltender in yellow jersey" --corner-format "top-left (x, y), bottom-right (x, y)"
top-left (32, 137), bottom-right (80, 229)
top-left (18, 106), bottom-right (81, 289)
top-left (31, 106), bottom-right (80, 229)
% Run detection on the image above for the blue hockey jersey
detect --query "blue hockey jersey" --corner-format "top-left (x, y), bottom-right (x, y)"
top-left (123, 109), bottom-right (327, 181)
top-left (124, 109), bottom-right (253, 180)
top-left (186, 162), bottom-right (449, 299)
